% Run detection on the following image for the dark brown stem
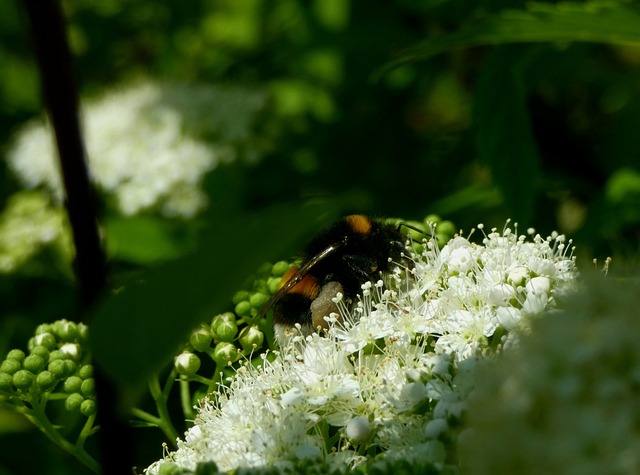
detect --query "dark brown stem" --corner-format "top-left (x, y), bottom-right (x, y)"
top-left (22, 1), bottom-right (132, 473)
top-left (21, 0), bottom-right (107, 308)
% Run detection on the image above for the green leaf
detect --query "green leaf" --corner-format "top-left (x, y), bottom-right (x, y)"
top-left (104, 215), bottom-right (183, 264)
top-left (473, 45), bottom-right (540, 223)
top-left (378, 2), bottom-right (640, 75)
top-left (429, 185), bottom-right (503, 216)
top-left (90, 202), bottom-right (339, 387)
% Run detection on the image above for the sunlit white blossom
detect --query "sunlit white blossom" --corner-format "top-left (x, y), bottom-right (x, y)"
top-left (146, 223), bottom-right (578, 474)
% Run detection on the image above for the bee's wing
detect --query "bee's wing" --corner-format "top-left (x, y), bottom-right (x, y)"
top-left (255, 239), bottom-right (347, 322)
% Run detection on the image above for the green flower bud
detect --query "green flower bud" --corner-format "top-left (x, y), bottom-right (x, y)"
top-left (78, 364), bottom-right (93, 379)
top-left (65, 393), bottom-right (84, 412)
top-left (437, 220), bottom-right (456, 237)
top-left (80, 399), bottom-right (97, 417)
top-left (436, 233), bottom-right (449, 248)
top-left (194, 461), bottom-right (219, 475)
top-left (64, 376), bottom-right (83, 393)
top-left (249, 292), bottom-right (269, 310)
top-left (239, 326), bottom-right (264, 351)
top-left (35, 323), bottom-right (53, 335)
top-left (0, 373), bottom-right (13, 392)
top-left (6, 349), bottom-right (26, 363)
top-left (77, 323), bottom-right (89, 343)
top-left (63, 360), bottom-right (77, 377)
top-left (80, 378), bottom-right (95, 398)
top-left (36, 371), bottom-right (57, 391)
top-left (267, 277), bottom-right (281, 295)
top-left (424, 214), bottom-right (441, 226)
top-left (157, 462), bottom-right (185, 475)
top-left (1, 359), bottom-right (21, 375)
top-left (189, 327), bottom-right (212, 352)
top-left (13, 370), bottom-right (35, 390)
top-left (34, 333), bottom-right (56, 351)
top-left (234, 301), bottom-right (252, 318)
top-left (272, 261), bottom-right (290, 277)
top-left (212, 342), bottom-right (238, 367)
top-left (232, 290), bottom-right (250, 305)
top-left (211, 313), bottom-right (238, 342)
top-left (48, 350), bottom-right (65, 362)
top-left (53, 320), bottom-right (79, 341)
top-left (23, 355), bottom-right (45, 374)
top-left (175, 352), bottom-right (201, 376)
top-left (48, 359), bottom-right (66, 377)
top-left (256, 261), bottom-right (272, 275)
top-left (60, 343), bottom-right (81, 360)
top-left (30, 346), bottom-right (50, 362)
top-left (404, 220), bottom-right (428, 241)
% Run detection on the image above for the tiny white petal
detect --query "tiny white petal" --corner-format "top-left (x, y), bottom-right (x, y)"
top-left (488, 283), bottom-right (516, 307)
top-left (281, 388), bottom-right (305, 407)
top-left (496, 307), bottom-right (522, 331)
top-left (526, 276), bottom-right (551, 295)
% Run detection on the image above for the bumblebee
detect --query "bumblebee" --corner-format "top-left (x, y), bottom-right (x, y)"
top-left (260, 214), bottom-right (412, 345)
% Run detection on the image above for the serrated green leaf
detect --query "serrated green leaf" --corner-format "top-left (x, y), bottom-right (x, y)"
top-left (378, 1), bottom-right (640, 75)
top-left (90, 202), bottom-right (339, 387)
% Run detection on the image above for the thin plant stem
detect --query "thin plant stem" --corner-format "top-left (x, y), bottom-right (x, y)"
top-left (19, 403), bottom-right (100, 473)
top-left (147, 376), bottom-right (180, 444)
top-left (180, 377), bottom-right (195, 421)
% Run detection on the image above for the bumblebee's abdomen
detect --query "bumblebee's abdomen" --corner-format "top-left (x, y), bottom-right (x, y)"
top-left (273, 293), bottom-right (313, 327)
top-left (272, 268), bottom-right (320, 327)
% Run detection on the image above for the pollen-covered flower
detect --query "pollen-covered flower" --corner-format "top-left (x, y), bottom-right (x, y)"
top-left (145, 222), bottom-right (578, 474)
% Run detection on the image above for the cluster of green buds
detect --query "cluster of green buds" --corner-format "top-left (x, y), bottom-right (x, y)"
top-left (174, 260), bottom-right (294, 381)
top-left (0, 319), bottom-right (98, 470)
top-left (1, 319), bottom-right (95, 415)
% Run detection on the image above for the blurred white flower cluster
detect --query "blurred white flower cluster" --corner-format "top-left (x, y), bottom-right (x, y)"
top-left (8, 82), bottom-right (267, 217)
top-left (462, 275), bottom-right (640, 474)
top-left (146, 223), bottom-right (578, 474)
top-left (0, 191), bottom-right (71, 273)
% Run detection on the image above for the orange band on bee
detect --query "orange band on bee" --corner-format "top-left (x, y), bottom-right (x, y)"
top-left (279, 268), bottom-right (321, 299)
top-left (345, 214), bottom-right (372, 235)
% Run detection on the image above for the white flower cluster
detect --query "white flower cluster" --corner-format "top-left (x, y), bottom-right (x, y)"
top-left (0, 191), bottom-right (72, 273)
top-left (146, 223), bottom-right (578, 474)
top-left (462, 275), bottom-right (640, 474)
top-left (7, 82), bottom-right (267, 217)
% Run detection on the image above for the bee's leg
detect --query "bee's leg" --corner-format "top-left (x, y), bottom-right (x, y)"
top-left (310, 281), bottom-right (344, 331)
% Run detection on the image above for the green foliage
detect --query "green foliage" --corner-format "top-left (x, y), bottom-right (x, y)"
top-left (382, 2), bottom-right (640, 70)
top-left (90, 202), bottom-right (337, 387)
top-left (2, 0), bottom-right (640, 473)
top-left (474, 45), bottom-right (541, 223)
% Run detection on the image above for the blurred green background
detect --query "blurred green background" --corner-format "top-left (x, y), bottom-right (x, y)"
top-left (1, 0), bottom-right (640, 473)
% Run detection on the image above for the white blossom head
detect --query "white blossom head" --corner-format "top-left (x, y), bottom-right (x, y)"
top-left (145, 222), bottom-right (578, 474)
top-left (7, 81), bottom-right (267, 218)
top-left (462, 275), bottom-right (640, 475)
